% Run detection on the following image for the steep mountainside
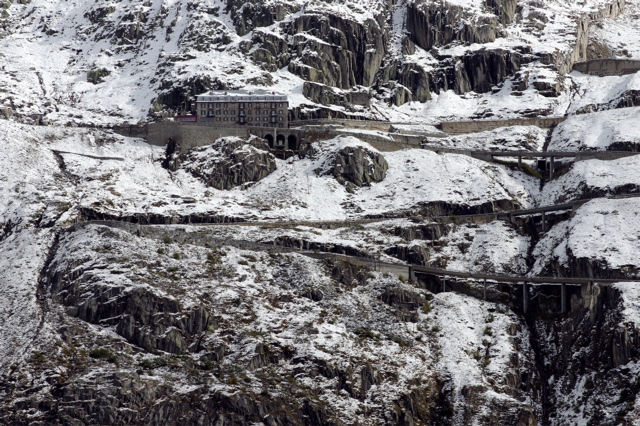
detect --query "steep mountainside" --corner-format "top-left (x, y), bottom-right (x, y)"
top-left (0, 0), bottom-right (627, 125)
top-left (2, 0), bottom-right (640, 425)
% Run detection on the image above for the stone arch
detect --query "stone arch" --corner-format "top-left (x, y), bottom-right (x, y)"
top-left (276, 133), bottom-right (285, 148)
top-left (287, 134), bottom-right (298, 150)
top-left (264, 133), bottom-right (274, 148)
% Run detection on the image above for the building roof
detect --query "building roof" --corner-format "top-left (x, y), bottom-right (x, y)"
top-left (196, 89), bottom-right (287, 102)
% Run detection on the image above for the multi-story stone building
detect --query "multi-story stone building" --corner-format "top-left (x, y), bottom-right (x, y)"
top-left (195, 90), bottom-right (288, 128)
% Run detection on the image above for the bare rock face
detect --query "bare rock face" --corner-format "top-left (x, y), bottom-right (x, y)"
top-left (406, 1), bottom-right (500, 51)
top-left (180, 136), bottom-right (277, 190)
top-left (331, 145), bottom-right (388, 188)
top-left (226, 0), bottom-right (300, 36)
top-left (285, 12), bottom-right (387, 89)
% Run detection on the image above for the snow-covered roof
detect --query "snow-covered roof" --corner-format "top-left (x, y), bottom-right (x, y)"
top-left (196, 90), bottom-right (288, 103)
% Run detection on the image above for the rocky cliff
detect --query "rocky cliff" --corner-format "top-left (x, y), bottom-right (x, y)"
top-left (2, 0), bottom-right (640, 425)
top-left (0, 0), bottom-right (629, 124)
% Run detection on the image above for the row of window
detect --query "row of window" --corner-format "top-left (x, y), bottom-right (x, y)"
top-left (200, 110), bottom-right (284, 116)
top-left (200, 102), bottom-right (285, 109)
top-left (211, 116), bottom-right (283, 122)
top-left (198, 118), bottom-right (285, 128)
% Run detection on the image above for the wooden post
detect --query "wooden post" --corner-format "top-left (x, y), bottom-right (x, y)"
top-left (561, 283), bottom-right (567, 313)
top-left (541, 211), bottom-right (546, 232)
top-left (523, 281), bottom-right (528, 313)
top-left (483, 279), bottom-right (487, 301)
top-left (549, 156), bottom-right (555, 179)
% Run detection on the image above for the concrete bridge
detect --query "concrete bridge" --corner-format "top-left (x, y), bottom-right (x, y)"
top-left (421, 146), bottom-right (640, 178)
top-left (70, 220), bottom-right (640, 316)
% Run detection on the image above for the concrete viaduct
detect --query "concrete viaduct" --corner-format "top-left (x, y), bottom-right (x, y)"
top-left (71, 219), bottom-right (640, 316)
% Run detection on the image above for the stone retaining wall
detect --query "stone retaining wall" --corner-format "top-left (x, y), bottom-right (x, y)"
top-left (146, 122), bottom-right (423, 153)
top-left (291, 118), bottom-right (392, 132)
top-left (573, 59), bottom-right (640, 76)
top-left (440, 117), bottom-right (567, 135)
top-left (147, 123), bottom-right (250, 149)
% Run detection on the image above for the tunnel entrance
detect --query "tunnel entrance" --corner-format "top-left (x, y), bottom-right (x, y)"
top-left (264, 134), bottom-right (274, 148)
top-left (287, 134), bottom-right (298, 150)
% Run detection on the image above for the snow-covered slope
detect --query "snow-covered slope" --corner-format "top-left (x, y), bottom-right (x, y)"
top-left (3, 0), bottom-right (640, 424)
top-left (550, 107), bottom-right (640, 151)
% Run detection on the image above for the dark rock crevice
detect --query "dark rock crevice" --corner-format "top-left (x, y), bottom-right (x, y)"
top-left (529, 285), bottom-right (640, 424)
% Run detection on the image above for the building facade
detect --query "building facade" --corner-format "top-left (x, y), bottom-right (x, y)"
top-left (195, 90), bottom-right (288, 128)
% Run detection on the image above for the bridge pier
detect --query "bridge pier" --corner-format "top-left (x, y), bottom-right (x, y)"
top-left (541, 211), bottom-right (546, 232)
top-left (409, 266), bottom-right (416, 283)
top-left (518, 156), bottom-right (522, 170)
top-left (549, 156), bottom-right (555, 179)
top-left (442, 275), bottom-right (447, 293)
top-left (523, 281), bottom-right (528, 313)
top-left (561, 283), bottom-right (566, 313)
top-left (483, 278), bottom-right (487, 301)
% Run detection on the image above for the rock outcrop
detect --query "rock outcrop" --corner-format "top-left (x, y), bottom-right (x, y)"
top-left (406, 1), bottom-right (500, 51)
top-left (330, 145), bottom-right (388, 188)
top-left (179, 136), bottom-right (277, 190)
top-left (285, 12), bottom-right (387, 89)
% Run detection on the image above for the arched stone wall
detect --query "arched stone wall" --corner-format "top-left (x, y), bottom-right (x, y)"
top-left (264, 134), bottom-right (274, 148)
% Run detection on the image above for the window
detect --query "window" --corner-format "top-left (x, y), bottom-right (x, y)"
top-left (224, 117), bottom-right (228, 121)
top-left (224, 103), bottom-right (228, 107)
top-left (278, 110), bottom-right (283, 115)
top-left (271, 103), bottom-right (275, 108)
top-left (224, 110), bottom-right (228, 115)
top-left (247, 110), bottom-right (252, 115)
top-left (278, 116), bottom-right (283, 121)
top-left (271, 117), bottom-right (276, 122)
top-left (240, 117), bottom-right (245, 122)
top-left (263, 110), bottom-right (268, 115)
top-left (207, 111), bottom-right (214, 116)
top-left (248, 117), bottom-right (253, 122)
top-left (278, 123), bottom-right (284, 128)
top-left (216, 109), bottom-right (221, 115)
top-left (279, 103), bottom-right (283, 107)
top-left (200, 110), bottom-right (205, 115)
top-left (263, 124), bottom-right (269, 127)
top-left (239, 103), bottom-right (244, 108)
top-left (208, 103), bottom-right (213, 108)
top-left (216, 117), bottom-right (221, 121)
top-left (231, 110), bottom-right (235, 115)
top-left (265, 117), bottom-right (270, 121)
top-left (271, 110), bottom-right (276, 115)
top-left (247, 103), bottom-right (252, 107)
